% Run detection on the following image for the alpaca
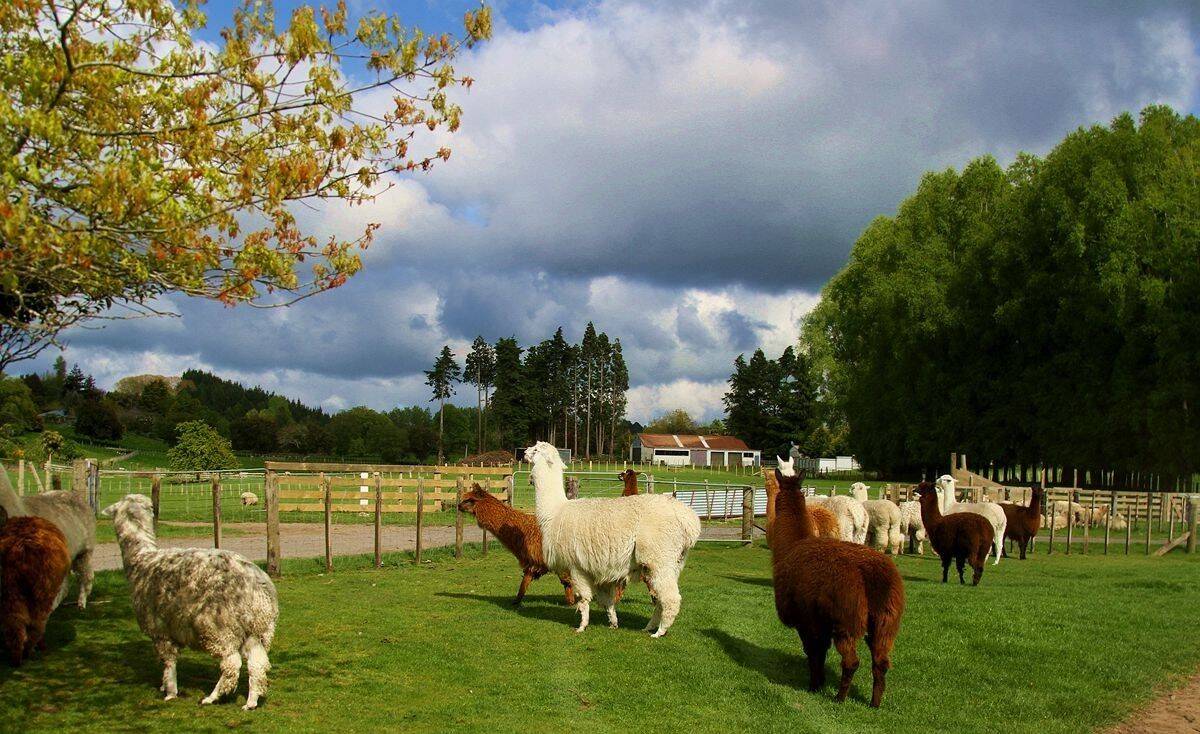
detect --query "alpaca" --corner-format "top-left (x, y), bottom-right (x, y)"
top-left (457, 485), bottom-right (575, 606)
top-left (935, 475), bottom-right (1006, 565)
top-left (764, 464), bottom-right (840, 541)
top-left (915, 481), bottom-right (993, 585)
top-left (240, 492), bottom-right (259, 506)
top-left (771, 467), bottom-right (904, 707)
top-left (0, 507), bottom-right (71, 666)
top-left (525, 442), bottom-right (701, 637)
top-left (804, 492), bottom-right (870, 544)
top-left (898, 500), bottom-right (926, 555)
top-left (618, 469), bottom-right (639, 496)
top-left (1000, 485), bottom-right (1042, 559)
top-left (1042, 513), bottom-right (1069, 531)
top-left (0, 465), bottom-right (95, 608)
top-left (1051, 500), bottom-right (1087, 526)
top-left (103, 495), bottom-right (278, 709)
top-left (850, 483), bottom-right (903, 554)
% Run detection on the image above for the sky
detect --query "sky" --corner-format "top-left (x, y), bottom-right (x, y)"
top-left (24, 0), bottom-right (1200, 422)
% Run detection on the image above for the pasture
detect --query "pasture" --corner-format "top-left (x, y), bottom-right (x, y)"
top-left (3, 544), bottom-right (1199, 733)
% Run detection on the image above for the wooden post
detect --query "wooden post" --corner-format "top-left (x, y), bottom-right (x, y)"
top-left (72, 459), bottom-right (87, 504)
top-left (374, 473), bottom-right (382, 568)
top-left (415, 480), bottom-right (425, 564)
top-left (322, 474), bottom-right (332, 572)
top-left (265, 470), bottom-right (281, 577)
top-left (1169, 494), bottom-right (1177, 542)
top-left (17, 459), bottom-right (24, 496)
top-left (741, 486), bottom-right (753, 546)
top-left (212, 475), bottom-right (222, 549)
top-left (1065, 488), bottom-right (1073, 555)
top-left (1047, 498), bottom-right (1056, 555)
top-left (1104, 490), bottom-right (1113, 555)
top-left (1084, 491), bottom-right (1094, 554)
top-left (455, 478), bottom-right (465, 559)
top-left (1124, 499), bottom-right (1132, 555)
top-left (1187, 498), bottom-right (1197, 554)
top-left (145, 475), bottom-right (161, 532)
top-left (1145, 492), bottom-right (1153, 555)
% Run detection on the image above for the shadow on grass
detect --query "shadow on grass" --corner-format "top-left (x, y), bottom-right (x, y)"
top-left (701, 627), bottom-right (871, 705)
top-left (435, 591), bottom-right (652, 630)
top-left (718, 574), bottom-right (772, 588)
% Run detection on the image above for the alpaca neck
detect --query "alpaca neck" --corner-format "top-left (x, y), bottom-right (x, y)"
top-left (774, 489), bottom-right (814, 544)
top-left (622, 476), bottom-right (637, 495)
top-left (918, 494), bottom-right (944, 530)
top-left (531, 462), bottom-right (568, 525)
top-left (938, 485), bottom-right (956, 512)
top-left (851, 487), bottom-right (867, 503)
top-left (0, 468), bottom-right (25, 517)
top-left (1026, 487), bottom-right (1043, 515)
top-left (114, 514), bottom-right (159, 566)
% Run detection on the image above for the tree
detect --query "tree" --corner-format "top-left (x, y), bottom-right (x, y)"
top-left (40, 429), bottom-right (64, 464)
top-left (489, 338), bottom-right (528, 450)
top-left (74, 398), bottom-right (124, 440)
top-left (0, 375), bottom-right (40, 431)
top-left (581, 322), bottom-right (598, 457)
top-left (167, 421), bottom-right (238, 471)
top-left (0, 0), bottom-right (492, 370)
top-left (645, 409), bottom-right (699, 435)
top-left (425, 346), bottom-right (461, 464)
top-left (723, 346), bottom-right (819, 456)
top-left (230, 410), bottom-right (279, 453)
top-left (327, 407), bottom-right (403, 462)
top-left (463, 336), bottom-right (496, 453)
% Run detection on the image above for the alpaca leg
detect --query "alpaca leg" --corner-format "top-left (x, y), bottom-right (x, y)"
top-left (73, 549), bottom-right (94, 609)
top-left (941, 557), bottom-right (950, 583)
top-left (571, 576), bottom-right (592, 633)
top-left (992, 533), bottom-right (1002, 565)
top-left (25, 617), bottom-right (47, 658)
top-left (242, 637), bottom-right (271, 710)
top-left (514, 570), bottom-right (534, 607)
top-left (202, 651), bottom-right (242, 705)
top-left (833, 636), bottom-right (860, 703)
top-left (559, 574), bottom-right (575, 606)
top-left (972, 560), bottom-right (984, 586)
top-left (956, 555), bottom-right (966, 584)
top-left (648, 571), bottom-right (682, 638)
top-left (4, 617), bottom-right (27, 667)
top-left (155, 640), bottom-right (179, 700)
top-left (800, 633), bottom-right (830, 691)
top-left (597, 585), bottom-right (619, 629)
top-left (866, 634), bottom-right (892, 708)
top-left (1019, 538), bottom-right (1028, 560)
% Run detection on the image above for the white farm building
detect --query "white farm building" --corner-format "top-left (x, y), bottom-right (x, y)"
top-left (631, 433), bottom-right (761, 468)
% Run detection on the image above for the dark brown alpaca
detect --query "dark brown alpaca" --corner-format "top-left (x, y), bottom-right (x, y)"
top-left (618, 469), bottom-right (639, 496)
top-left (0, 508), bottom-right (71, 666)
top-left (914, 481), bottom-right (994, 585)
top-left (458, 485), bottom-right (575, 606)
top-left (1000, 485), bottom-right (1043, 560)
top-left (771, 469), bottom-right (905, 708)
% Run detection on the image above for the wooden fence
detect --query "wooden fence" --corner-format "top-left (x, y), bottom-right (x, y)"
top-left (263, 461), bottom-right (515, 577)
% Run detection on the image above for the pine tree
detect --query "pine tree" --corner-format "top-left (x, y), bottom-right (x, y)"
top-left (425, 346), bottom-right (461, 464)
top-left (490, 338), bottom-right (528, 450)
top-left (464, 336), bottom-right (496, 453)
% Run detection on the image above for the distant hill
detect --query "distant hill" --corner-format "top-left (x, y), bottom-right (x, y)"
top-left (179, 370), bottom-right (328, 425)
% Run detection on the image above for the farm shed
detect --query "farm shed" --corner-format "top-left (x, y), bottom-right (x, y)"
top-left (631, 434), bottom-right (760, 468)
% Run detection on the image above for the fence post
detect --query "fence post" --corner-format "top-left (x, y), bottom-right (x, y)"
top-left (455, 478), bottom-right (464, 559)
top-left (1104, 490), bottom-right (1113, 555)
top-left (1124, 499), bottom-right (1132, 555)
top-left (374, 473), bottom-right (382, 568)
top-left (1047, 497), bottom-right (1056, 555)
top-left (72, 459), bottom-right (87, 504)
top-left (415, 479), bottom-right (425, 564)
top-left (265, 469), bottom-right (281, 577)
top-left (322, 473), bottom-right (332, 572)
top-left (1065, 489), bottom-right (1073, 555)
top-left (1187, 497), bottom-right (1196, 554)
top-left (17, 459), bottom-right (24, 495)
top-left (1084, 491), bottom-right (1094, 554)
top-left (212, 474), bottom-right (222, 550)
top-left (151, 474), bottom-right (161, 533)
top-left (741, 486), bottom-right (753, 546)
top-left (1145, 492), bottom-right (1152, 555)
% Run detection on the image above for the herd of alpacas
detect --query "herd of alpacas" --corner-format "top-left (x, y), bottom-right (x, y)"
top-left (0, 446), bottom-right (1056, 711)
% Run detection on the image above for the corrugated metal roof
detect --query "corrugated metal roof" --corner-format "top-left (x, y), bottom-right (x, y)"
top-left (638, 434), bottom-right (752, 451)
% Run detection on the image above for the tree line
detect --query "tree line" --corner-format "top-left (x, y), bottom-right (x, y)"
top-left (802, 106), bottom-right (1200, 481)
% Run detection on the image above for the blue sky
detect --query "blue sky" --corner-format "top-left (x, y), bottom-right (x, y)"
top-left (24, 0), bottom-right (1200, 422)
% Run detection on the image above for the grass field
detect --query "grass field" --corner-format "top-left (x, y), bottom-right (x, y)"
top-left (2, 543), bottom-right (1198, 733)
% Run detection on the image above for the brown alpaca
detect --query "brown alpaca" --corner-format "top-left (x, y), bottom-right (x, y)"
top-left (764, 469), bottom-right (840, 541)
top-left (618, 469), bottom-right (639, 496)
top-left (0, 508), bottom-right (71, 666)
top-left (914, 481), bottom-right (994, 585)
top-left (771, 469), bottom-right (905, 708)
top-left (1000, 485), bottom-right (1043, 560)
top-left (458, 485), bottom-right (575, 606)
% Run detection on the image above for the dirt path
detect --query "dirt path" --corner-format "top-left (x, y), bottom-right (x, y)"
top-left (1105, 672), bottom-right (1200, 733)
top-left (92, 523), bottom-right (462, 571)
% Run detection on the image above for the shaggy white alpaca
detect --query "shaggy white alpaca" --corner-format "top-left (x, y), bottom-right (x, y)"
top-left (0, 464), bottom-right (95, 608)
top-left (240, 492), bottom-right (259, 506)
top-left (777, 458), bottom-right (869, 543)
top-left (103, 495), bottom-right (277, 709)
top-left (897, 500), bottom-right (926, 554)
top-left (936, 475), bottom-right (1006, 565)
top-left (1051, 500), bottom-right (1087, 525)
top-left (850, 482), bottom-right (903, 554)
top-left (525, 442), bottom-right (700, 637)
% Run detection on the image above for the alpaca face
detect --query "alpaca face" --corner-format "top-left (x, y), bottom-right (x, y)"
top-left (524, 442), bottom-right (564, 470)
top-left (101, 494), bottom-right (154, 527)
top-left (777, 456), bottom-right (795, 477)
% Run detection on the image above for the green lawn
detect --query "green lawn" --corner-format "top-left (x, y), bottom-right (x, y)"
top-left (3, 543), bottom-right (1198, 733)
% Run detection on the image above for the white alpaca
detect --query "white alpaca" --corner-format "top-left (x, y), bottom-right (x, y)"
top-left (850, 482), bottom-right (903, 554)
top-left (936, 475), bottom-right (1006, 565)
top-left (0, 464), bottom-right (95, 608)
top-left (240, 492), bottom-right (259, 506)
top-left (1051, 500), bottom-right (1087, 525)
top-left (525, 442), bottom-right (700, 637)
top-left (102, 495), bottom-right (277, 709)
top-left (898, 500), bottom-right (926, 554)
top-left (775, 458), bottom-right (867, 543)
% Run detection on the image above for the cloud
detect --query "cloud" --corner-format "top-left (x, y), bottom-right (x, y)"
top-left (22, 0), bottom-right (1200, 424)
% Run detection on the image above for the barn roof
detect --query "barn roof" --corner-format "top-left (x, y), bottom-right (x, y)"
top-left (638, 434), bottom-right (752, 451)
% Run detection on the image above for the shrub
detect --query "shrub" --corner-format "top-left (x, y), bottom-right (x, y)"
top-left (167, 421), bottom-right (238, 471)
top-left (75, 398), bottom-right (125, 440)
